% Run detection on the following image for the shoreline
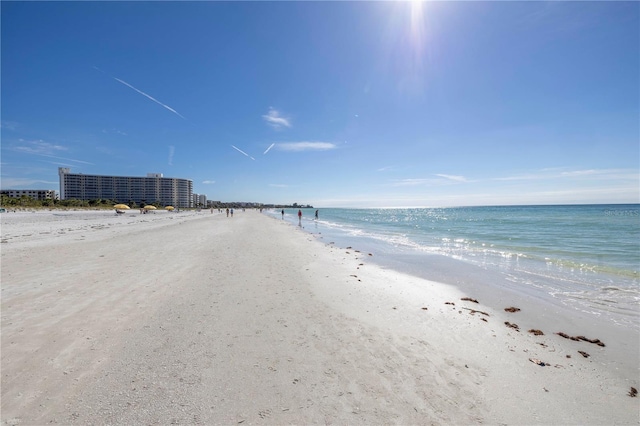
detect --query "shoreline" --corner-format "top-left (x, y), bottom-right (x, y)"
top-left (2, 210), bottom-right (638, 424)
top-left (359, 250), bottom-right (639, 384)
top-left (281, 210), bottom-right (639, 384)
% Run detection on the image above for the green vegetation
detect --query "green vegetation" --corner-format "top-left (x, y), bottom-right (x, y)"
top-left (0, 195), bottom-right (142, 209)
top-left (0, 195), bottom-right (311, 210)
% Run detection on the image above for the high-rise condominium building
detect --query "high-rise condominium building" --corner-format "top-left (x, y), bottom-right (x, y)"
top-left (58, 168), bottom-right (193, 208)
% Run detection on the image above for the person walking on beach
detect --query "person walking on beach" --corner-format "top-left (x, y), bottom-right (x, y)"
top-left (315, 209), bottom-right (318, 220)
top-left (298, 209), bottom-right (302, 226)
top-left (226, 208), bottom-right (229, 217)
top-left (230, 208), bottom-right (234, 217)
top-left (281, 209), bottom-right (285, 219)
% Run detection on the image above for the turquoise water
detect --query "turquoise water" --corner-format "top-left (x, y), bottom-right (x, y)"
top-left (271, 204), bottom-right (639, 330)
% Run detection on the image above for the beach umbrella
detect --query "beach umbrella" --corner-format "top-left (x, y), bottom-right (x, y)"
top-left (143, 205), bottom-right (157, 210)
top-left (113, 204), bottom-right (130, 210)
top-left (165, 206), bottom-right (175, 211)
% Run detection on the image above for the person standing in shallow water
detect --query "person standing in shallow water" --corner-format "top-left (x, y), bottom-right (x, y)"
top-left (298, 209), bottom-right (302, 226)
top-left (315, 210), bottom-right (318, 220)
top-left (281, 209), bottom-right (285, 219)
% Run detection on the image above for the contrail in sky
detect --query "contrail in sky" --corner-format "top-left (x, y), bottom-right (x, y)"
top-left (263, 143), bottom-right (275, 155)
top-left (231, 145), bottom-right (255, 160)
top-left (94, 66), bottom-right (186, 120)
top-left (113, 77), bottom-right (186, 120)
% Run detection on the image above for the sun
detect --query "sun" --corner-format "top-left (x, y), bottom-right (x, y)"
top-left (385, 0), bottom-right (430, 94)
top-left (409, 0), bottom-right (426, 40)
top-left (410, 0), bottom-right (425, 16)
top-left (407, 0), bottom-right (427, 66)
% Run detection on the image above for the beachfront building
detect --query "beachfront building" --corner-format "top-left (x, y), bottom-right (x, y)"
top-left (58, 168), bottom-right (193, 208)
top-left (193, 193), bottom-right (207, 208)
top-left (0, 189), bottom-right (58, 201)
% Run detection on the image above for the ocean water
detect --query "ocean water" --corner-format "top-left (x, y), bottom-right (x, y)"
top-left (270, 205), bottom-right (639, 331)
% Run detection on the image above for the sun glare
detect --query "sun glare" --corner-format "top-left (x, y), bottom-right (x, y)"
top-left (409, 0), bottom-right (426, 51)
top-left (410, 0), bottom-right (424, 18)
top-left (404, 0), bottom-right (428, 93)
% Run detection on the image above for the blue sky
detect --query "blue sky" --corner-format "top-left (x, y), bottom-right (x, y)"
top-left (2, 1), bottom-right (638, 208)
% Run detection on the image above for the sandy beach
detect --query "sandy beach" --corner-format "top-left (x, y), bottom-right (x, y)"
top-left (1, 209), bottom-right (638, 425)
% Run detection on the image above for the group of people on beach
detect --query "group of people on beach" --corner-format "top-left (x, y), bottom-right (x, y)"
top-left (282, 209), bottom-right (318, 226)
top-left (279, 209), bottom-right (319, 224)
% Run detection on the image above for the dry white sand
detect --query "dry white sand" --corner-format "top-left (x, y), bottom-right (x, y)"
top-left (1, 209), bottom-right (638, 425)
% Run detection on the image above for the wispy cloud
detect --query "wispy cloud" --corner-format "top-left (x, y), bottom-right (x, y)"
top-left (41, 161), bottom-right (80, 167)
top-left (231, 145), bottom-right (255, 160)
top-left (262, 107), bottom-right (291, 130)
top-left (276, 142), bottom-right (337, 152)
top-left (263, 143), bottom-right (275, 155)
top-left (390, 178), bottom-right (432, 187)
top-left (269, 183), bottom-right (289, 188)
top-left (494, 172), bottom-right (554, 181)
top-left (9, 139), bottom-right (93, 165)
top-left (435, 174), bottom-right (468, 183)
top-left (1, 121), bottom-right (19, 131)
top-left (560, 169), bottom-right (600, 177)
top-left (37, 155), bottom-right (94, 165)
top-left (494, 168), bottom-right (637, 181)
top-left (13, 139), bottom-right (67, 155)
top-left (168, 145), bottom-right (175, 166)
top-left (389, 174), bottom-right (469, 187)
top-left (0, 177), bottom-right (58, 189)
top-left (377, 165), bottom-right (413, 173)
top-left (102, 128), bottom-right (128, 136)
top-left (202, 180), bottom-right (216, 184)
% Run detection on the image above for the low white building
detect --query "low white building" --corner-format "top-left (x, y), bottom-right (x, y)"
top-left (1, 189), bottom-right (58, 201)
